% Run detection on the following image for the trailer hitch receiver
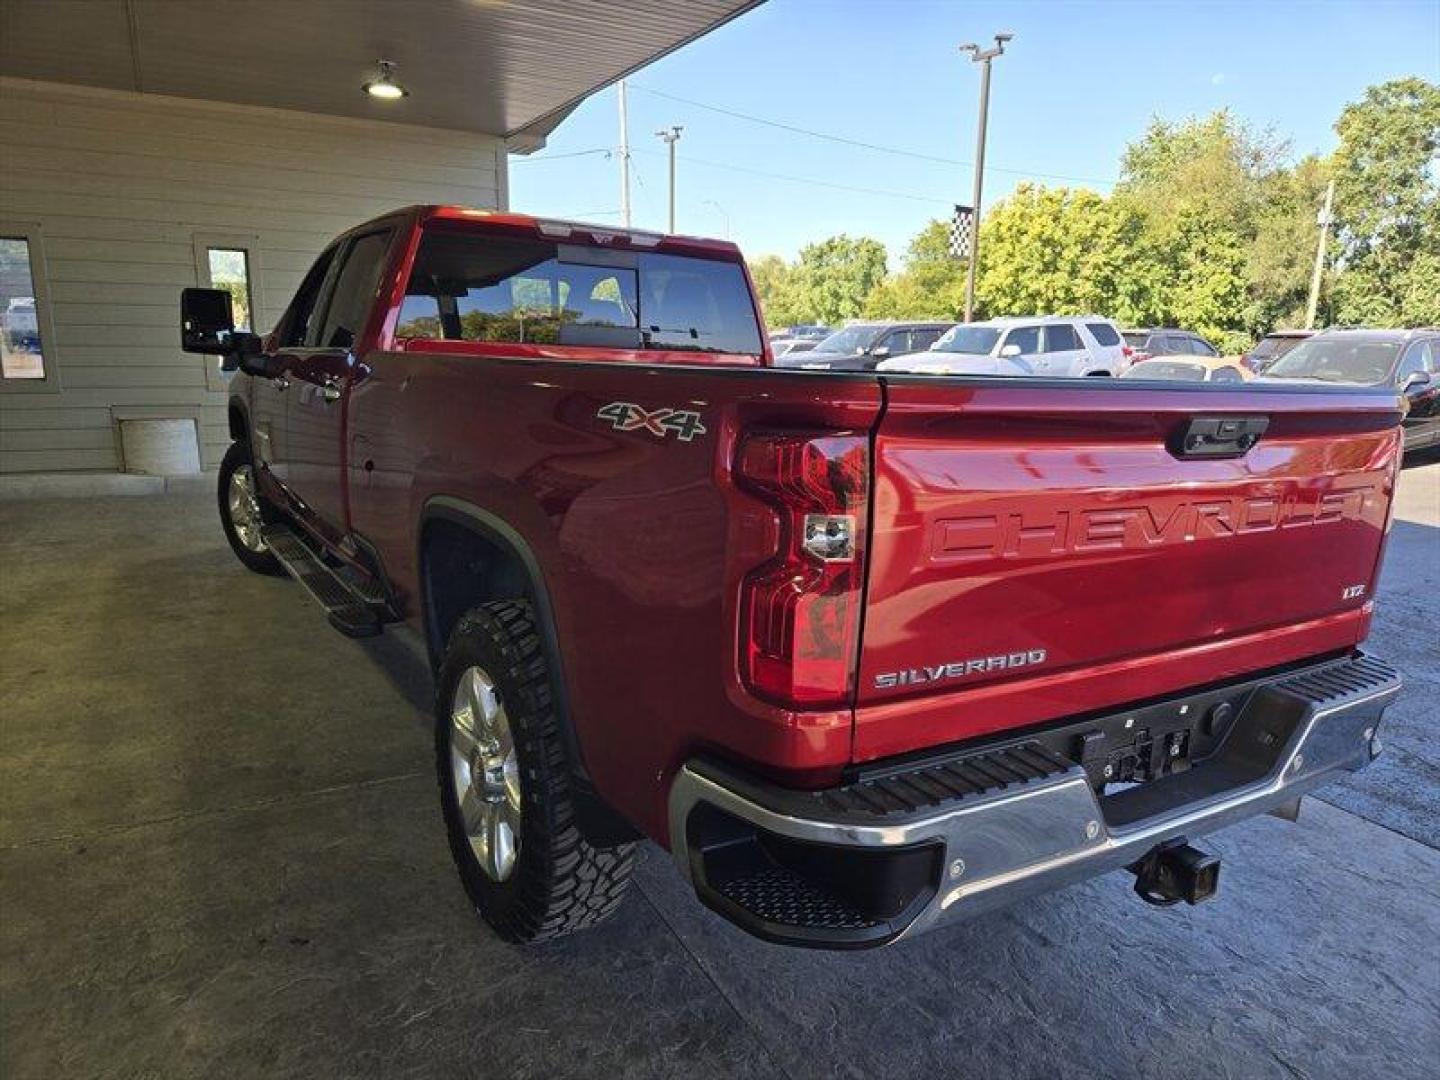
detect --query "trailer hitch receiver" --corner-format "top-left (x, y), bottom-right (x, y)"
top-left (1129, 840), bottom-right (1220, 907)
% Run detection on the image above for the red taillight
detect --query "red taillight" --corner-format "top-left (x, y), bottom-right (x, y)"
top-left (736, 432), bottom-right (868, 708)
top-left (1122, 345), bottom-right (1134, 358)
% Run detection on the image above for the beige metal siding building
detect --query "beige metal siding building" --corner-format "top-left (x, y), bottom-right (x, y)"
top-left (0, 0), bottom-right (760, 480)
top-left (0, 78), bottom-right (503, 474)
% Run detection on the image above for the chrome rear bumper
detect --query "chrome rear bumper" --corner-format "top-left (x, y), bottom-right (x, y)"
top-left (669, 653), bottom-right (1401, 948)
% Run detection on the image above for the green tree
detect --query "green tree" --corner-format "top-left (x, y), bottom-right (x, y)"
top-left (1246, 155), bottom-right (1333, 331)
top-left (792, 235), bottom-right (888, 325)
top-left (1113, 111), bottom-right (1292, 343)
top-left (972, 184), bottom-right (1132, 321)
top-left (863, 220), bottom-right (968, 319)
top-left (1330, 78), bottom-right (1440, 326)
top-left (747, 254), bottom-right (805, 329)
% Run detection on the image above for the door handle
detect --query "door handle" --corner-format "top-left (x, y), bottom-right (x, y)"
top-left (273, 376), bottom-right (290, 391)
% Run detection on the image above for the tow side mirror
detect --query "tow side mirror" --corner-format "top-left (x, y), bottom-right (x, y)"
top-left (180, 288), bottom-right (236, 355)
top-left (1000, 343), bottom-right (1022, 358)
top-left (1402, 370), bottom-right (1432, 393)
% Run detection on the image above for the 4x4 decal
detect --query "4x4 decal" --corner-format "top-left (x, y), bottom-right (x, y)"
top-left (596, 401), bottom-right (707, 442)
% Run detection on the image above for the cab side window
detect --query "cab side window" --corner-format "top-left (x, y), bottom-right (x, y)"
top-left (882, 330), bottom-right (912, 355)
top-left (910, 328), bottom-right (943, 352)
top-left (280, 245), bottom-right (338, 347)
top-left (315, 230), bottom-right (394, 350)
top-left (1397, 341), bottom-right (1434, 382)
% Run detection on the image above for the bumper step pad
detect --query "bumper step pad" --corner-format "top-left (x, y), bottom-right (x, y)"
top-left (262, 525), bottom-right (392, 638)
top-left (715, 866), bottom-right (879, 933)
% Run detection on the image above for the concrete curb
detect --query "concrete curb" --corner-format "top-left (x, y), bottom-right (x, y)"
top-left (0, 472), bottom-right (217, 500)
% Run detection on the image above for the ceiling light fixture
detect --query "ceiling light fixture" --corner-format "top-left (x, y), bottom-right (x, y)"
top-left (363, 60), bottom-right (408, 100)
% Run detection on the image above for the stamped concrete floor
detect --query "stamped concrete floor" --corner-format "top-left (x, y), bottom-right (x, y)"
top-left (2, 460), bottom-right (1438, 1079)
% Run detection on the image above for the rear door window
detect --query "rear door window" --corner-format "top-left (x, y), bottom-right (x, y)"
top-left (1005, 326), bottom-right (1042, 354)
top-left (1042, 324), bottom-right (1081, 352)
top-left (1190, 336), bottom-right (1218, 357)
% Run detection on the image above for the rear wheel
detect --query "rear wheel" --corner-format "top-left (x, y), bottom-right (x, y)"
top-left (217, 441), bottom-right (282, 575)
top-left (436, 600), bottom-right (635, 942)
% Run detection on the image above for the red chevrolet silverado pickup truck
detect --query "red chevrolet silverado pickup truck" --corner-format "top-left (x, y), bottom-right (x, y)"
top-left (181, 205), bottom-right (1403, 949)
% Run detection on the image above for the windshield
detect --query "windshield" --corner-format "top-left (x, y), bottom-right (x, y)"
top-left (932, 326), bottom-right (1002, 355)
top-left (813, 325), bottom-right (877, 354)
top-left (1121, 360), bottom-right (1206, 381)
top-left (1123, 332), bottom-right (1149, 349)
top-left (1266, 338), bottom-right (1401, 384)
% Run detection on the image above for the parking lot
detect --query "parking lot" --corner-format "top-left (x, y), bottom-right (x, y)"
top-left (1, 457), bottom-right (1436, 1080)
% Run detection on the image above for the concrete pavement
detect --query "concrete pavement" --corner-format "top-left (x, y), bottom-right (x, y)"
top-left (2, 459), bottom-right (1437, 1079)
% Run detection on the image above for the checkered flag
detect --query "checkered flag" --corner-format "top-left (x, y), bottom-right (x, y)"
top-left (948, 204), bottom-right (974, 260)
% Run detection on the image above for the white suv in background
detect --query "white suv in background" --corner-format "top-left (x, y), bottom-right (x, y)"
top-left (877, 316), bottom-right (1130, 377)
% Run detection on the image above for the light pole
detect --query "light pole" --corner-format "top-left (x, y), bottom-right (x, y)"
top-left (617, 81), bottom-right (632, 227)
top-left (656, 125), bottom-right (683, 233)
top-left (959, 32), bottom-right (1012, 323)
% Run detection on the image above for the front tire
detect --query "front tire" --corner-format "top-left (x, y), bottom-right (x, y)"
top-left (436, 601), bottom-right (635, 942)
top-left (217, 441), bottom-right (282, 575)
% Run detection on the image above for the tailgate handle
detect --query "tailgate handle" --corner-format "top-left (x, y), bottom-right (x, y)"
top-left (1172, 416), bottom-right (1269, 459)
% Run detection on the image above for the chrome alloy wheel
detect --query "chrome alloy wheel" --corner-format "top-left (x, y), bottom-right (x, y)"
top-left (227, 464), bottom-right (267, 553)
top-left (449, 666), bottom-right (522, 882)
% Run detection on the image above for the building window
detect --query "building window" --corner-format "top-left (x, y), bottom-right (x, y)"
top-left (1, 235), bottom-right (46, 380)
top-left (193, 233), bottom-right (262, 391)
top-left (206, 247), bottom-right (254, 332)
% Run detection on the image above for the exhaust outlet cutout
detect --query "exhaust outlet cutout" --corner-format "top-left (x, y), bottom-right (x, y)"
top-left (1129, 840), bottom-right (1221, 907)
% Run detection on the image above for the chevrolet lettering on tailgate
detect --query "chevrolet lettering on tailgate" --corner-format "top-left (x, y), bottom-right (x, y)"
top-left (930, 487), bottom-right (1376, 563)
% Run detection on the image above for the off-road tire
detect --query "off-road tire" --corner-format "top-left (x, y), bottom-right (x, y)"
top-left (436, 600), bottom-right (636, 942)
top-left (217, 440), bottom-right (283, 575)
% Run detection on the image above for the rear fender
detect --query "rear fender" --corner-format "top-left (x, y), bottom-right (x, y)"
top-left (416, 495), bottom-right (641, 845)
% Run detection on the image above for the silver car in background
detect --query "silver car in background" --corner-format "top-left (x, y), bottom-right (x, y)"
top-left (877, 315), bottom-right (1129, 377)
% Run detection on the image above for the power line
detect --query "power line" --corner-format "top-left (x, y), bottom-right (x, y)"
top-left (628, 84), bottom-right (1118, 187)
top-left (630, 146), bottom-right (950, 205)
top-left (510, 148), bottom-right (611, 163)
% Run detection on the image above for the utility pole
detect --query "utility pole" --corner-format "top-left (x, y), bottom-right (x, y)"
top-left (617, 81), bottom-right (632, 227)
top-left (959, 32), bottom-right (1013, 323)
top-left (1305, 178), bottom-right (1336, 330)
top-left (656, 125), bottom-right (682, 233)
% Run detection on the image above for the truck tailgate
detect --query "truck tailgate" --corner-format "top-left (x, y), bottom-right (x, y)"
top-left (854, 379), bottom-right (1402, 762)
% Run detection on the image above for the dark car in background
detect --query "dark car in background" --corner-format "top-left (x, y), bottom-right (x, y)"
top-left (775, 320), bottom-right (954, 371)
top-left (1262, 327), bottom-right (1439, 451)
top-left (1122, 328), bottom-right (1219, 364)
top-left (1242, 329), bottom-right (1315, 374)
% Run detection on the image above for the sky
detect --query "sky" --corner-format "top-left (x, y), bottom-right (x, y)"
top-left (509, 0), bottom-right (1440, 265)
